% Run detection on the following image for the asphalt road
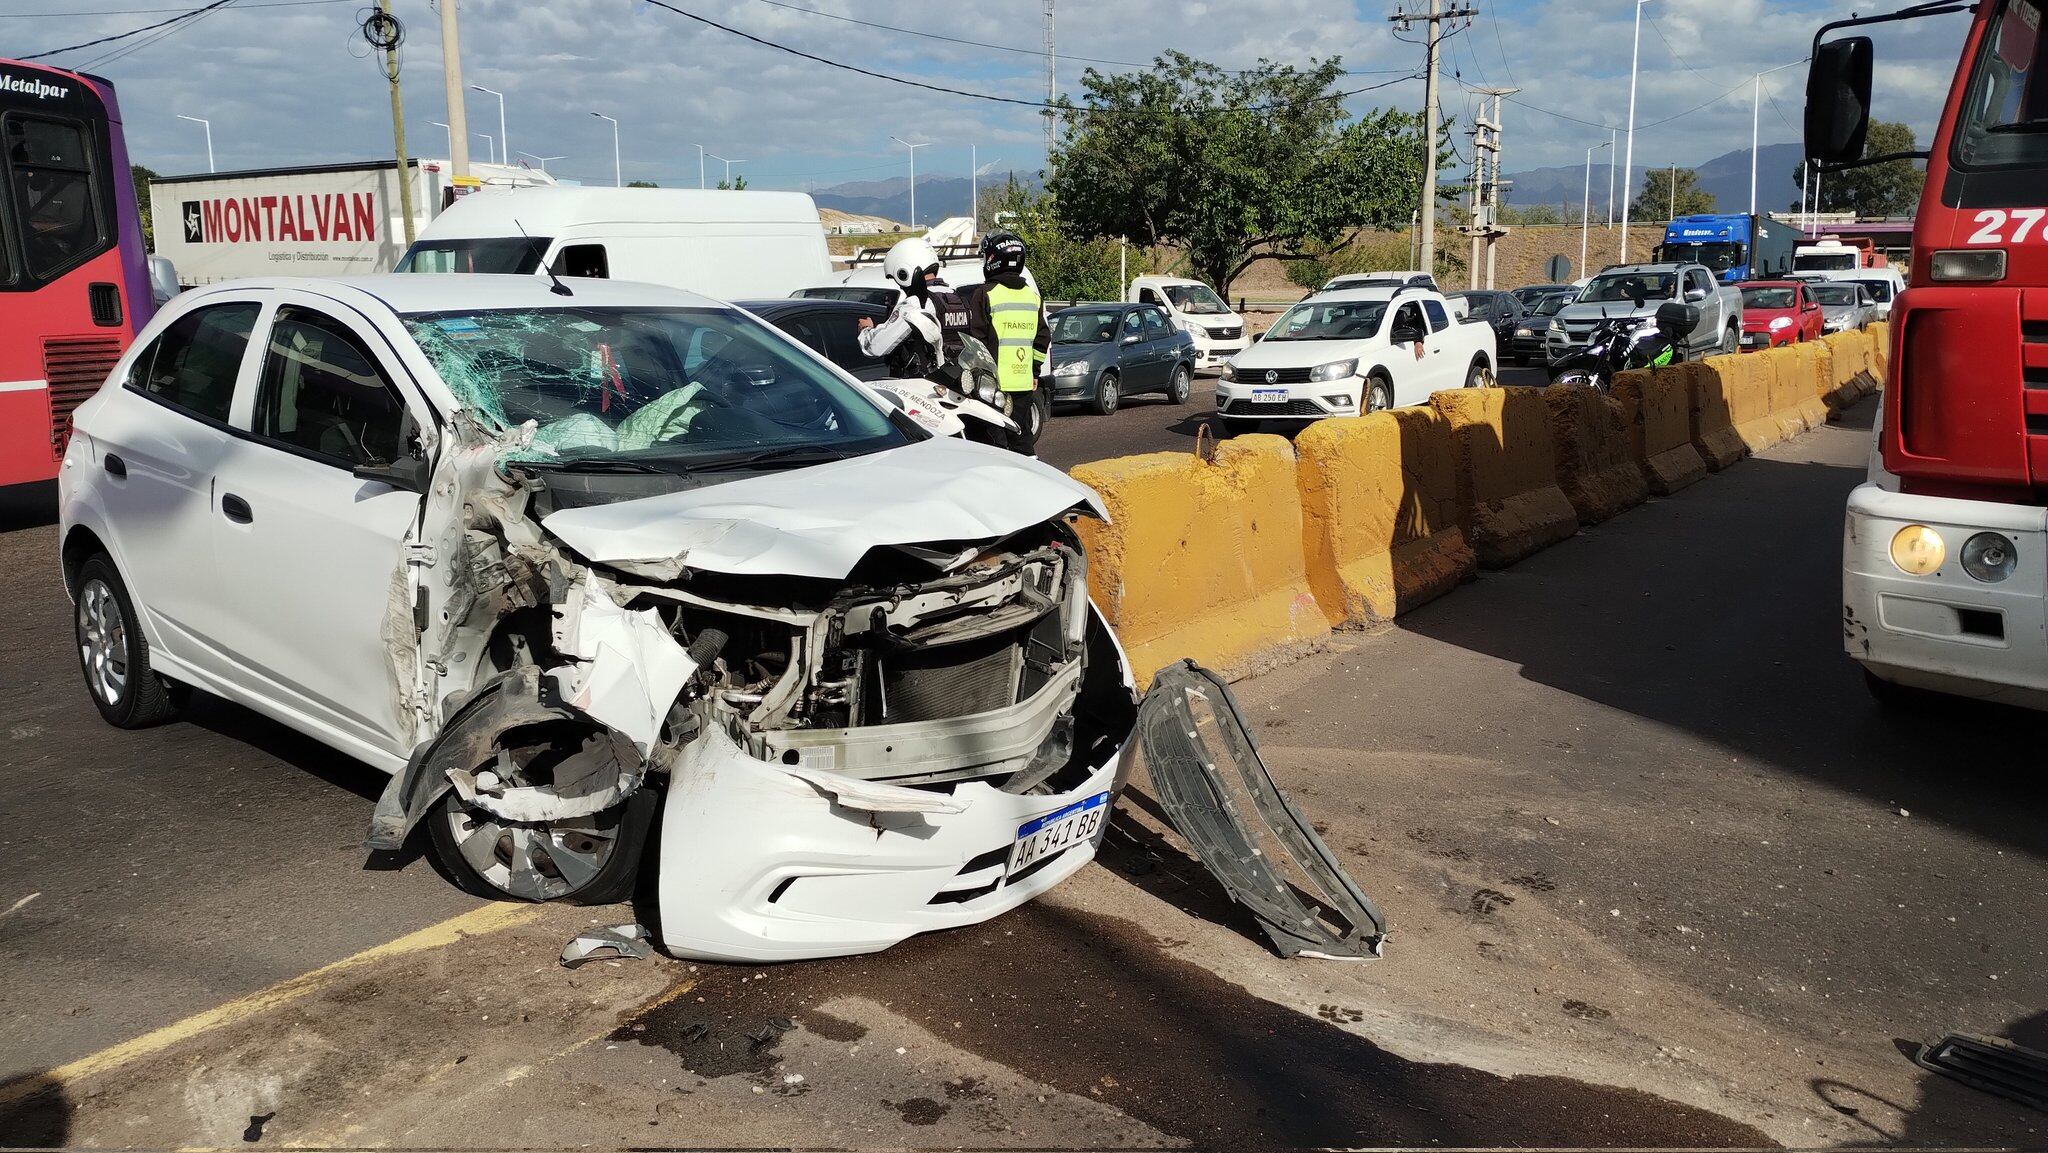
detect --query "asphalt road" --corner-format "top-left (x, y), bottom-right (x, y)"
top-left (3, 397), bottom-right (2044, 1149)
top-left (1034, 365), bottom-right (1550, 472)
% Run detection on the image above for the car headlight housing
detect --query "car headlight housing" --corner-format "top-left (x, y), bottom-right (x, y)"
top-left (1054, 359), bottom-right (1090, 378)
top-left (1890, 525), bottom-right (1945, 576)
top-left (1547, 318), bottom-right (1564, 333)
top-left (1768, 316), bottom-right (1792, 330)
top-left (1514, 327), bottom-right (1534, 338)
top-left (1310, 358), bottom-right (1358, 382)
top-left (1220, 363), bottom-right (1238, 381)
top-left (1961, 532), bottom-right (2017, 583)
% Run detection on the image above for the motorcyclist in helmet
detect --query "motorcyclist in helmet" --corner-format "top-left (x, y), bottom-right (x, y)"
top-left (956, 231), bottom-right (1052, 454)
top-left (858, 236), bottom-right (971, 383)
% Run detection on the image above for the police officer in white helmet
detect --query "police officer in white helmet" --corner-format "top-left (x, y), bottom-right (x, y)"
top-left (857, 237), bottom-right (970, 383)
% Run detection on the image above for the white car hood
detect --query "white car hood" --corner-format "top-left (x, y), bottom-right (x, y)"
top-left (539, 435), bottom-right (1107, 580)
top-left (1230, 338), bottom-right (1377, 371)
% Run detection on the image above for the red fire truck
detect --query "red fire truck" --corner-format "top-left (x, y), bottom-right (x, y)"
top-left (1810, 0), bottom-right (2048, 708)
top-left (1, 58), bottom-right (156, 496)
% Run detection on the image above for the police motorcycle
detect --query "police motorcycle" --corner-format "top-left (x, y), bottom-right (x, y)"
top-left (1550, 286), bottom-right (1697, 394)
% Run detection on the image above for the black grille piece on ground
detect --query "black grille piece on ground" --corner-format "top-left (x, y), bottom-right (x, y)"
top-left (1914, 1033), bottom-right (2048, 1113)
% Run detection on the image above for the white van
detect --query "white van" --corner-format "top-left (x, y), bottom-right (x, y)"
top-left (397, 187), bottom-right (834, 300)
top-left (1126, 275), bottom-right (1248, 371)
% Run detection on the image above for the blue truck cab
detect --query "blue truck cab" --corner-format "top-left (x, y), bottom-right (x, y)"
top-left (1655, 213), bottom-right (1796, 284)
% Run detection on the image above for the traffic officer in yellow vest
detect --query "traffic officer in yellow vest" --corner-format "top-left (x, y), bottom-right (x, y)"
top-left (958, 231), bottom-right (1051, 454)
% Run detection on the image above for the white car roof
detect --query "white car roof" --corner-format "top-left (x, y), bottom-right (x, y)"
top-left (416, 186), bottom-right (824, 237)
top-left (1294, 286), bottom-right (1404, 304)
top-left (179, 273), bottom-right (726, 316)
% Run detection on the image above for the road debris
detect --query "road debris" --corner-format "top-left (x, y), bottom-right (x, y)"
top-left (1914, 1033), bottom-right (2048, 1114)
top-left (558, 923), bottom-right (654, 968)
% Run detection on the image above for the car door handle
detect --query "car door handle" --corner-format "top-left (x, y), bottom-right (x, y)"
top-left (103, 453), bottom-right (126, 479)
top-left (221, 493), bottom-right (253, 524)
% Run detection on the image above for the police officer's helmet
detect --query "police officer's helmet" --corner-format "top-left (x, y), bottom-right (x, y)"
top-left (980, 230), bottom-right (1028, 280)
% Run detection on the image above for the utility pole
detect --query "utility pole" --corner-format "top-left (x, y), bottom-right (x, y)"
top-left (438, 0), bottom-right (469, 179)
top-left (1042, 0), bottom-right (1056, 169)
top-left (1390, 1), bottom-right (1477, 278)
top-left (970, 144), bottom-right (978, 233)
top-left (1607, 127), bottom-right (1616, 227)
top-left (1459, 86), bottom-right (1515, 289)
top-left (1620, 0), bottom-right (1649, 261)
top-left (368, 0), bottom-right (416, 244)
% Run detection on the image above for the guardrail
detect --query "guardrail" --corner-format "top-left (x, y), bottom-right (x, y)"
top-left (1072, 324), bottom-right (1888, 685)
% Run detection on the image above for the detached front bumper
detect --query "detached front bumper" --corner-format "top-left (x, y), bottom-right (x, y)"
top-left (656, 725), bottom-right (1127, 962)
top-left (1843, 483), bottom-right (2048, 709)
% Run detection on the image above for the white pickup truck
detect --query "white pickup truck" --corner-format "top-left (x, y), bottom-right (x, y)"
top-left (1127, 275), bottom-right (1249, 370)
top-left (1216, 285), bottom-right (1496, 424)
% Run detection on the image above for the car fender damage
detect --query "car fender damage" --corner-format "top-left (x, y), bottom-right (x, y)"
top-left (360, 413), bottom-right (1383, 962)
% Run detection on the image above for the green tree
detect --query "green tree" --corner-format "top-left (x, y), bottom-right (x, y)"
top-left (716, 174), bottom-right (748, 190)
top-left (1792, 120), bottom-right (1924, 217)
top-left (1632, 167), bottom-right (1716, 220)
top-left (1047, 51), bottom-right (1433, 297)
top-left (626, 179), bottom-right (660, 188)
top-left (132, 164), bottom-right (159, 250)
top-left (981, 177), bottom-right (1123, 302)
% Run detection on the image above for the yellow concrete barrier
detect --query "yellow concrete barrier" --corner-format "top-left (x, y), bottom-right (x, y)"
top-left (1071, 434), bottom-right (1329, 685)
top-left (1690, 356), bottom-right (1750, 470)
top-left (1820, 330), bottom-right (1874, 410)
top-left (1430, 387), bottom-right (1579, 568)
top-left (1726, 347), bottom-right (1788, 452)
top-left (1543, 385), bottom-right (1649, 525)
top-left (1295, 409), bottom-right (1474, 627)
top-left (1868, 320), bottom-right (1891, 387)
top-left (1612, 368), bottom-right (1708, 495)
top-left (1786, 341), bottom-right (1833, 430)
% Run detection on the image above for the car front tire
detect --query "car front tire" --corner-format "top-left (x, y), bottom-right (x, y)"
top-left (1092, 369), bottom-right (1121, 416)
top-left (74, 554), bottom-right (182, 729)
top-left (429, 784), bottom-right (656, 906)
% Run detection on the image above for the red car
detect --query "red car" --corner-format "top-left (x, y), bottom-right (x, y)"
top-left (1738, 280), bottom-right (1823, 350)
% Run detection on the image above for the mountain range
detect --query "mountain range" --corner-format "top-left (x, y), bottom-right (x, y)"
top-left (1498, 143), bottom-right (1807, 217)
top-left (806, 143), bottom-right (1810, 228)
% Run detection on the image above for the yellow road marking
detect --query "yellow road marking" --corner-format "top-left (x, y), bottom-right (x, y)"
top-left (0, 903), bottom-right (540, 1107)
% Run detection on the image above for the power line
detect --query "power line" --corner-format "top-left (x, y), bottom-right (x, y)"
top-left (1, 0), bottom-right (340, 18)
top-left (20, 0), bottom-right (234, 59)
top-left (738, 0), bottom-right (1412, 77)
top-left (1487, 7), bottom-right (1515, 84)
top-left (642, 0), bottom-right (1419, 115)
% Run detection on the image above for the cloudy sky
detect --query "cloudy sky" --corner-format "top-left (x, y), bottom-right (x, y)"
top-left (12, 0), bottom-right (1971, 191)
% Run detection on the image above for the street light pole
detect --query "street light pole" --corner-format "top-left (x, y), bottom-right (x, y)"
top-left (1607, 127), bottom-right (1617, 227)
top-left (1582, 139), bottom-right (1610, 275)
top-left (970, 143), bottom-right (977, 234)
top-left (176, 114), bottom-right (213, 172)
top-left (890, 136), bottom-right (927, 229)
top-left (1749, 73), bottom-right (1761, 217)
top-left (1620, 0), bottom-right (1649, 262)
top-left (474, 132), bottom-right (494, 165)
top-left (692, 143), bottom-right (706, 189)
top-left (470, 85), bottom-right (507, 165)
top-left (432, 121), bottom-right (454, 160)
top-left (591, 112), bottom-right (620, 187)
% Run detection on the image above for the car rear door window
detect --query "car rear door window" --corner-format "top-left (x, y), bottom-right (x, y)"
top-left (133, 302), bottom-right (260, 424)
top-left (252, 306), bottom-right (410, 469)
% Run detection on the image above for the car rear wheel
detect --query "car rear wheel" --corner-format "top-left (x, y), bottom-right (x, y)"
top-left (1166, 364), bottom-right (1192, 405)
top-left (1365, 376), bottom-right (1394, 412)
top-left (75, 555), bottom-right (182, 729)
top-left (1092, 369), bottom-right (1121, 416)
top-left (1464, 358), bottom-right (1490, 388)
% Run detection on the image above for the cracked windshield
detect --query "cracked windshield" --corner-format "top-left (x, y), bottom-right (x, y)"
top-left (401, 306), bottom-right (909, 468)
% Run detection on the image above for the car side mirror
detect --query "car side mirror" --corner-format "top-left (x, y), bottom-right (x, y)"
top-left (353, 415), bottom-right (430, 494)
top-left (1806, 37), bottom-right (1874, 167)
top-left (1123, 333), bottom-right (1143, 345)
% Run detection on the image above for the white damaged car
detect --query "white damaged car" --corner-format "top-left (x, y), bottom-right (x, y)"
top-left (57, 275), bottom-right (1149, 962)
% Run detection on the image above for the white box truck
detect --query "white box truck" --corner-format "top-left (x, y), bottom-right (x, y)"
top-left (398, 186), bottom-right (836, 301)
top-left (148, 159), bottom-right (552, 286)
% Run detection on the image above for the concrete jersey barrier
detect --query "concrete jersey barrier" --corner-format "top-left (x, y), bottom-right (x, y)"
top-left (1430, 387), bottom-right (1579, 568)
top-left (1688, 356), bottom-right (1749, 470)
top-left (1611, 368), bottom-right (1708, 496)
top-left (1542, 386), bottom-right (1649, 525)
top-left (1295, 409), bottom-right (1475, 627)
top-left (1071, 434), bottom-right (1329, 685)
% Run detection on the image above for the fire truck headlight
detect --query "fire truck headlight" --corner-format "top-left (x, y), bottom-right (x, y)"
top-left (1961, 532), bottom-right (2017, 583)
top-left (1889, 525), bottom-right (1946, 576)
top-left (1930, 249), bottom-right (2007, 283)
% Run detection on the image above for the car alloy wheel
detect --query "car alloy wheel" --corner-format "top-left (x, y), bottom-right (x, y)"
top-left (441, 804), bottom-right (624, 903)
top-left (78, 578), bottom-right (128, 708)
top-left (1093, 370), bottom-right (1120, 416)
top-left (1168, 364), bottom-right (1191, 405)
top-left (1366, 379), bottom-right (1393, 412)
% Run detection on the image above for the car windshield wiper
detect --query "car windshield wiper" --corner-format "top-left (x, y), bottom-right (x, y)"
top-left (505, 456), bottom-right (672, 475)
top-left (683, 444), bottom-right (854, 473)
